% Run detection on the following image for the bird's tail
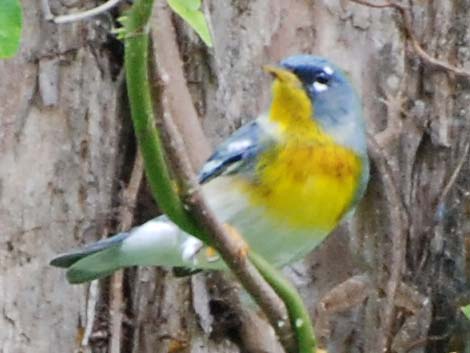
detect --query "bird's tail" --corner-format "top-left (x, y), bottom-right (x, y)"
top-left (50, 232), bottom-right (130, 283)
top-left (50, 217), bottom-right (211, 284)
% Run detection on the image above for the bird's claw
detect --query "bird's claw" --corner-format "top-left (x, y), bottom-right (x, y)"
top-left (224, 223), bottom-right (250, 260)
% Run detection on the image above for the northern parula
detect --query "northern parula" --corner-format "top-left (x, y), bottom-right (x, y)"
top-left (51, 55), bottom-right (369, 283)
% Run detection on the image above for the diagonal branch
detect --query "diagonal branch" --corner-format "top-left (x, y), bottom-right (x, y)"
top-left (158, 112), bottom-right (295, 351)
top-left (150, 2), bottom-right (211, 171)
top-left (148, 4), bottom-right (317, 352)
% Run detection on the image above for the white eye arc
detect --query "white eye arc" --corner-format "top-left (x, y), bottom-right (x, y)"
top-left (313, 81), bottom-right (328, 92)
top-left (324, 66), bottom-right (334, 75)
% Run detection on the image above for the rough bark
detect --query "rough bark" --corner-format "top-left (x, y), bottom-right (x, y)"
top-left (2, 0), bottom-right (470, 353)
top-left (0, 1), bottom-right (123, 351)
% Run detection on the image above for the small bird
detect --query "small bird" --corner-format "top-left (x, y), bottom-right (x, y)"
top-left (51, 55), bottom-right (369, 284)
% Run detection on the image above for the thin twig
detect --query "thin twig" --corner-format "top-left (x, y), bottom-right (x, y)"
top-left (44, 0), bottom-right (124, 24)
top-left (367, 133), bottom-right (408, 352)
top-left (349, 0), bottom-right (470, 78)
top-left (109, 152), bottom-right (144, 353)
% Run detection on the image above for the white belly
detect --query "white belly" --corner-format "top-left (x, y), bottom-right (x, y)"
top-left (198, 176), bottom-right (327, 267)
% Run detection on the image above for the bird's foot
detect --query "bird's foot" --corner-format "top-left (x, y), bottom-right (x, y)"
top-left (204, 246), bottom-right (220, 263)
top-left (224, 223), bottom-right (250, 260)
top-left (202, 224), bottom-right (249, 263)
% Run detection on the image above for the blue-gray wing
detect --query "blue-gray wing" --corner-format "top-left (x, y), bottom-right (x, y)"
top-left (198, 120), bottom-right (269, 184)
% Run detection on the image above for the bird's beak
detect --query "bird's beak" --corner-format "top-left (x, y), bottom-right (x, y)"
top-left (263, 65), bottom-right (300, 86)
top-left (264, 65), bottom-right (292, 80)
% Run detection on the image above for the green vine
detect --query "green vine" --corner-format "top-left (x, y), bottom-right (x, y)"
top-left (250, 252), bottom-right (316, 352)
top-left (123, 0), bottom-right (209, 243)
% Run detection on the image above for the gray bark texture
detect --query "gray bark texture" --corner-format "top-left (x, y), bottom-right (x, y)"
top-left (1, 0), bottom-right (470, 353)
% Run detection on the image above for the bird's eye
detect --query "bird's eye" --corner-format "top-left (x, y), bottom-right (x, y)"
top-left (314, 73), bottom-right (330, 85)
top-left (312, 73), bottom-right (330, 92)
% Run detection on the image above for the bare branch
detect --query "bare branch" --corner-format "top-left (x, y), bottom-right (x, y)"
top-left (159, 104), bottom-right (295, 351)
top-left (150, 2), bottom-right (211, 170)
top-left (349, 0), bottom-right (470, 78)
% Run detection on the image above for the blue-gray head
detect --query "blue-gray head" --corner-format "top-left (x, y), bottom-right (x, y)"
top-left (279, 55), bottom-right (367, 155)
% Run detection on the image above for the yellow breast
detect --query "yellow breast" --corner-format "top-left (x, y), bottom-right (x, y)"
top-left (238, 142), bottom-right (362, 231)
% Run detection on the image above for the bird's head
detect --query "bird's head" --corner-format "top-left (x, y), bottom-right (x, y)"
top-left (264, 55), bottom-right (367, 155)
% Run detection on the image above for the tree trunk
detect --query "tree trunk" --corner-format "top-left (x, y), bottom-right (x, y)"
top-left (2, 1), bottom-right (470, 353)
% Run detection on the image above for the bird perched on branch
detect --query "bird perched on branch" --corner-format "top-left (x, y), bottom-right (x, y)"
top-left (51, 55), bottom-right (369, 284)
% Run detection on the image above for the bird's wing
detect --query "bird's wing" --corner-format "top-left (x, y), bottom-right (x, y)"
top-left (198, 120), bottom-right (271, 184)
